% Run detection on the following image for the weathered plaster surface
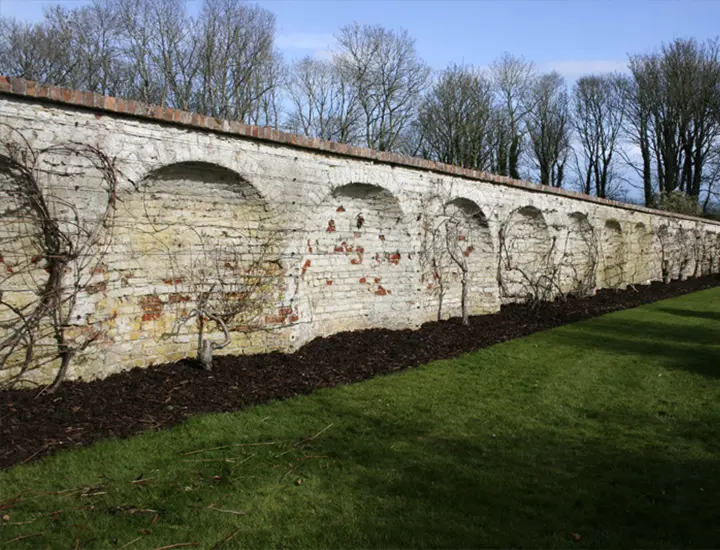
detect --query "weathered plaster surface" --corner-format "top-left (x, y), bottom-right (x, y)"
top-left (1, 88), bottom-right (719, 384)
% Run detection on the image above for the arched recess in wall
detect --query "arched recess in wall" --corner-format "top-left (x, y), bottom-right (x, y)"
top-left (300, 182), bottom-right (414, 333)
top-left (656, 223), bottom-right (693, 281)
top-left (0, 160), bottom-right (38, 297)
top-left (678, 227), bottom-right (696, 280)
top-left (655, 224), bottom-right (671, 282)
top-left (0, 161), bottom-right (47, 379)
top-left (631, 222), bottom-right (654, 284)
top-left (117, 161), bottom-right (282, 359)
top-left (559, 212), bottom-right (597, 296)
top-left (701, 231), bottom-right (720, 275)
top-left (600, 219), bottom-right (626, 288)
top-left (0, 146), bottom-right (125, 382)
top-left (425, 198), bottom-right (496, 320)
top-left (499, 205), bottom-right (553, 303)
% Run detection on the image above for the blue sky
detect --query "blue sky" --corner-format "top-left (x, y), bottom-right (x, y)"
top-left (1, 0), bottom-right (719, 79)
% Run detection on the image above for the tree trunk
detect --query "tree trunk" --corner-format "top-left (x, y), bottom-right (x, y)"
top-left (461, 269), bottom-right (469, 326)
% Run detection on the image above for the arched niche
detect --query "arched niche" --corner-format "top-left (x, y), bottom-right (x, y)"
top-left (122, 161), bottom-right (267, 273)
top-left (499, 205), bottom-right (553, 303)
top-left (677, 227), bottom-right (695, 280)
top-left (601, 219), bottom-right (626, 288)
top-left (426, 198), bottom-right (496, 320)
top-left (116, 161), bottom-right (278, 346)
top-left (559, 212), bottom-right (596, 296)
top-left (631, 222), bottom-right (653, 284)
top-left (0, 161), bottom-right (48, 378)
top-left (0, 161), bottom-right (38, 291)
top-left (301, 182), bottom-right (413, 333)
top-left (694, 228), bottom-right (720, 278)
top-left (656, 223), bottom-right (694, 281)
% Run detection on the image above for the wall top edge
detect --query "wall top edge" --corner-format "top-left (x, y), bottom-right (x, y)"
top-left (1, 76), bottom-right (719, 228)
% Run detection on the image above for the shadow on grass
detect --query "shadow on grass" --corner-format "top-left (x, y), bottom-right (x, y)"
top-left (655, 306), bottom-right (720, 322)
top-left (309, 401), bottom-right (720, 549)
top-left (547, 318), bottom-right (720, 379)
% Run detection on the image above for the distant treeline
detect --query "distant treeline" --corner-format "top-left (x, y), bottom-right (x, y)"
top-left (1, 0), bottom-right (719, 213)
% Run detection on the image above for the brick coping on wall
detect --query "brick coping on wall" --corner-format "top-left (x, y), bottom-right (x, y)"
top-left (1, 75), bottom-right (719, 228)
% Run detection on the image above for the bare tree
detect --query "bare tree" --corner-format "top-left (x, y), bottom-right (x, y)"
top-left (1, 0), bottom-right (281, 125)
top-left (526, 72), bottom-right (572, 187)
top-left (285, 56), bottom-right (360, 142)
top-left (491, 53), bottom-right (536, 179)
top-left (193, 0), bottom-right (280, 124)
top-left (626, 37), bottom-right (720, 206)
top-left (418, 64), bottom-right (497, 170)
top-left (419, 189), bottom-right (492, 326)
top-left (171, 229), bottom-right (285, 371)
top-left (0, 16), bottom-right (77, 86)
top-left (42, 2), bottom-right (127, 96)
top-left (572, 74), bottom-right (628, 198)
top-left (335, 23), bottom-right (430, 152)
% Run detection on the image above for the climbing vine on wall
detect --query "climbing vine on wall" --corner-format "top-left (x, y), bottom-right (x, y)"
top-left (0, 124), bottom-right (120, 391)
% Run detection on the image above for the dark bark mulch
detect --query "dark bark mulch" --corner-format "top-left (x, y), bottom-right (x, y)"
top-left (2, 276), bottom-right (719, 470)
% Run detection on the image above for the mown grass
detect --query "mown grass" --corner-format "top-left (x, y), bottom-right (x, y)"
top-left (1, 288), bottom-right (719, 549)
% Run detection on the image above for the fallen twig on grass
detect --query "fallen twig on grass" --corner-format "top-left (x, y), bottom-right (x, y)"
top-left (110, 505), bottom-right (158, 515)
top-left (192, 503), bottom-right (247, 516)
top-left (6, 531), bottom-right (45, 544)
top-left (183, 442), bottom-right (279, 456)
top-left (0, 491), bottom-right (26, 511)
top-left (130, 477), bottom-right (155, 485)
top-left (307, 423), bottom-right (334, 442)
top-left (22, 445), bottom-right (49, 464)
top-left (8, 518), bottom-right (38, 526)
top-left (184, 453), bottom-right (256, 465)
top-left (118, 536), bottom-right (142, 549)
top-left (275, 423), bottom-right (335, 458)
top-left (211, 526), bottom-right (244, 549)
top-left (151, 543), bottom-right (199, 550)
top-left (207, 504), bottom-right (247, 516)
top-left (280, 455), bottom-right (329, 481)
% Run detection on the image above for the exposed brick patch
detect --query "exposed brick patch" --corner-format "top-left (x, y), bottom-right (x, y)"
top-left (139, 294), bottom-right (164, 322)
top-left (168, 293), bottom-right (191, 304)
top-left (301, 259), bottom-right (311, 280)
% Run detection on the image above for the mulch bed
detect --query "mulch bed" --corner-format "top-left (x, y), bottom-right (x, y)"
top-left (2, 276), bottom-right (719, 470)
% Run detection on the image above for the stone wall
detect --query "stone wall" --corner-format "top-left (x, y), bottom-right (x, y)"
top-left (1, 78), bottom-right (719, 385)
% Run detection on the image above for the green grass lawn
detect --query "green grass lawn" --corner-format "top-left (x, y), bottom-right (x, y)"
top-left (2, 289), bottom-right (720, 549)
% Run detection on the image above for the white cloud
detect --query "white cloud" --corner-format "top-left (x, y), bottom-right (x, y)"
top-left (541, 59), bottom-right (629, 80)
